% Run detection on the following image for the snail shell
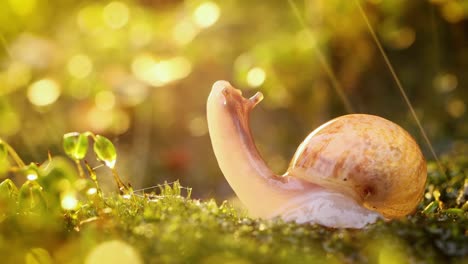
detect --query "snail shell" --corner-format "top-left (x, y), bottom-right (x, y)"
top-left (287, 114), bottom-right (427, 218)
top-left (207, 80), bottom-right (427, 228)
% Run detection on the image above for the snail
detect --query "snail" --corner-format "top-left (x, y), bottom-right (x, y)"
top-left (207, 80), bottom-right (427, 228)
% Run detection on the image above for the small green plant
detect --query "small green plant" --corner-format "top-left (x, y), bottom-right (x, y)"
top-left (0, 132), bottom-right (130, 223)
top-left (62, 132), bottom-right (128, 193)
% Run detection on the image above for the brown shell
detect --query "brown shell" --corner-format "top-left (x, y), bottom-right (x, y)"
top-left (287, 114), bottom-right (427, 218)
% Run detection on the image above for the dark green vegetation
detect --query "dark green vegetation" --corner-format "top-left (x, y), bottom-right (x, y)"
top-left (0, 135), bottom-right (467, 264)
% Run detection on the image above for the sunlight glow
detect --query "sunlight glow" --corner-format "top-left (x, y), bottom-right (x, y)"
top-left (193, 2), bottom-right (220, 28)
top-left (61, 193), bottom-right (79, 210)
top-left (26, 173), bottom-right (38, 181)
top-left (188, 116), bottom-right (208, 137)
top-left (130, 22), bottom-right (152, 47)
top-left (87, 107), bottom-right (113, 132)
top-left (111, 110), bottom-right (130, 134)
top-left (87, 106), bottom-right (130, 134)
top-left (87, 188), bottom-right (97, 195)
top-left (434, 73), bottom-right (458, 93)
top-left (387, 27), bottom-right (415, 49)
top-left (6, 62), bottom-right (32, 88)
top-left (77, 4), bottom-right (104, 34)
top-left (446, 98), bottom-right (466, 118)
top-left (95, 91), bottom-right (116, 111)
top-left (85, 240), bottom-right (142, 264)
top-left (173, 20), bottom-right (199, 45)
top-left (68, 54), bottom-right (93, 79)
top-left (132, 54), bottom-right (192, 87)
top-left (442, 2), bottom-right (464, 23)
top-left (27, 79), bottom-right (61, 106)
top-left (246, 67), bottom-right (266, 88)
top-left (117, 81), bottom-right (148, 106)
top-left (103, 2), bottom-right (130, 29)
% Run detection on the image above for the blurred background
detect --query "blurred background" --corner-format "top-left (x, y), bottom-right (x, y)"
top-left (0, 0), bottom-right (466, 200)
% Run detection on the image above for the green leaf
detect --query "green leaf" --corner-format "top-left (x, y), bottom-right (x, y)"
top-left (93, 135), bottom-right (117, 168)
top-left (63, 132), bottom-right (89, 160)
top-left (444, 208), bottom-right (464, 215)
top-left (18, 181), bottom-right (47, 213)
top-left (0, 179), bottom-right (19, 218)
top-left (422, 201), bottom-right (439, 214)
top-left (0, 179), bottom-right (18, 221)
top-left (0, 179), bottom-right (18, 197)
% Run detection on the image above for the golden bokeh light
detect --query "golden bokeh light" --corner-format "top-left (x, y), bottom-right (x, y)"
top-left (188, 116), bottom-right (208, 137)
top-left (61, 192), bottom-right (78, 210)
top-left (131, 53), bottom-right (160, 86)
top-left (173, 20), bottom-right (199, 46)
top-left (131, 54), bottom-right (192, 87)
top-left (246, 67), bottom-right (266, 88)
top-left (85, 240), bottom-right (142, 264)
top-left (131, 54), bottom-right (153, 75)
top-left (26, 172), bottom-right (38, 181)
top-left (67, 54), bottom-right (93, 79)
top-left (95, 90), bottom-right (116, 111)
top-left (442, 1), bottom-right (465, 23)
top-left (103, 1), bottom-right (130, 29)
top-left (87, 107), bottom-right (114, 132)
top-left (387, 27), bottom-right (415, 49)
top-left (6, 62), bottom-right (32, 89)
top-left (87, 188), bottom-right (97, 195)
top-left (434, 73), bottom-right (458, 93)
top-left (192, 1), bottom-right (220, 28)
top-left (27, 79), bottom-right (61, 106)
top-left (87, 106), bottom-right (130, 135)
top-left (130, 22), bottom-right (153, 47)
top-left (77, 4), bottom-right (104, 34)
top-left (116, 80), bottom-right (148, 107)
top-left (111, 109), bottom-right (131, 135)
top-left (446, 98), bottom-right (466, 118)
top-left (155, 57), bottom-right (192, 84)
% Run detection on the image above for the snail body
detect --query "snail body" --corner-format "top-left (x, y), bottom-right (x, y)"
top-left (207, 81), bottom-right (427, 228)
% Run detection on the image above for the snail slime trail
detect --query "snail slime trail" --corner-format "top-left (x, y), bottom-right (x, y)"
top-left (207, 81), bottom-right (427, 229)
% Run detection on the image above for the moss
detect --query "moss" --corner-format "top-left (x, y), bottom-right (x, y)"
top-left (0, 143), bottom-right (467, 263)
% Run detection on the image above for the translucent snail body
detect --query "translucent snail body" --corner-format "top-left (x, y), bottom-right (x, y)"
top-left (207, 80), bottom-right (427, 228)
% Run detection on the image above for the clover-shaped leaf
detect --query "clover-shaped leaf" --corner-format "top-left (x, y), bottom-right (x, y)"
top-left (93, 135), bottom-right (117, 169)
top-left (63, 132), bottom-right (89, 160)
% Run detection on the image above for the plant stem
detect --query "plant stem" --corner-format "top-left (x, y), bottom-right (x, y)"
top-left (75, 159), bottom-right (85, 178)
top-left (1, 140), bottom-right (26, 168)
top-left (84, 161), bottom-right (103, 198)
top-left (84, 131), bottom-right (97, 141)
top-left (111, 168), bottom-right (127, 193)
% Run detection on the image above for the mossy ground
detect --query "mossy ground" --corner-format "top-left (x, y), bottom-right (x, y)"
top-left (0, 143), bottom-right (467, 264)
